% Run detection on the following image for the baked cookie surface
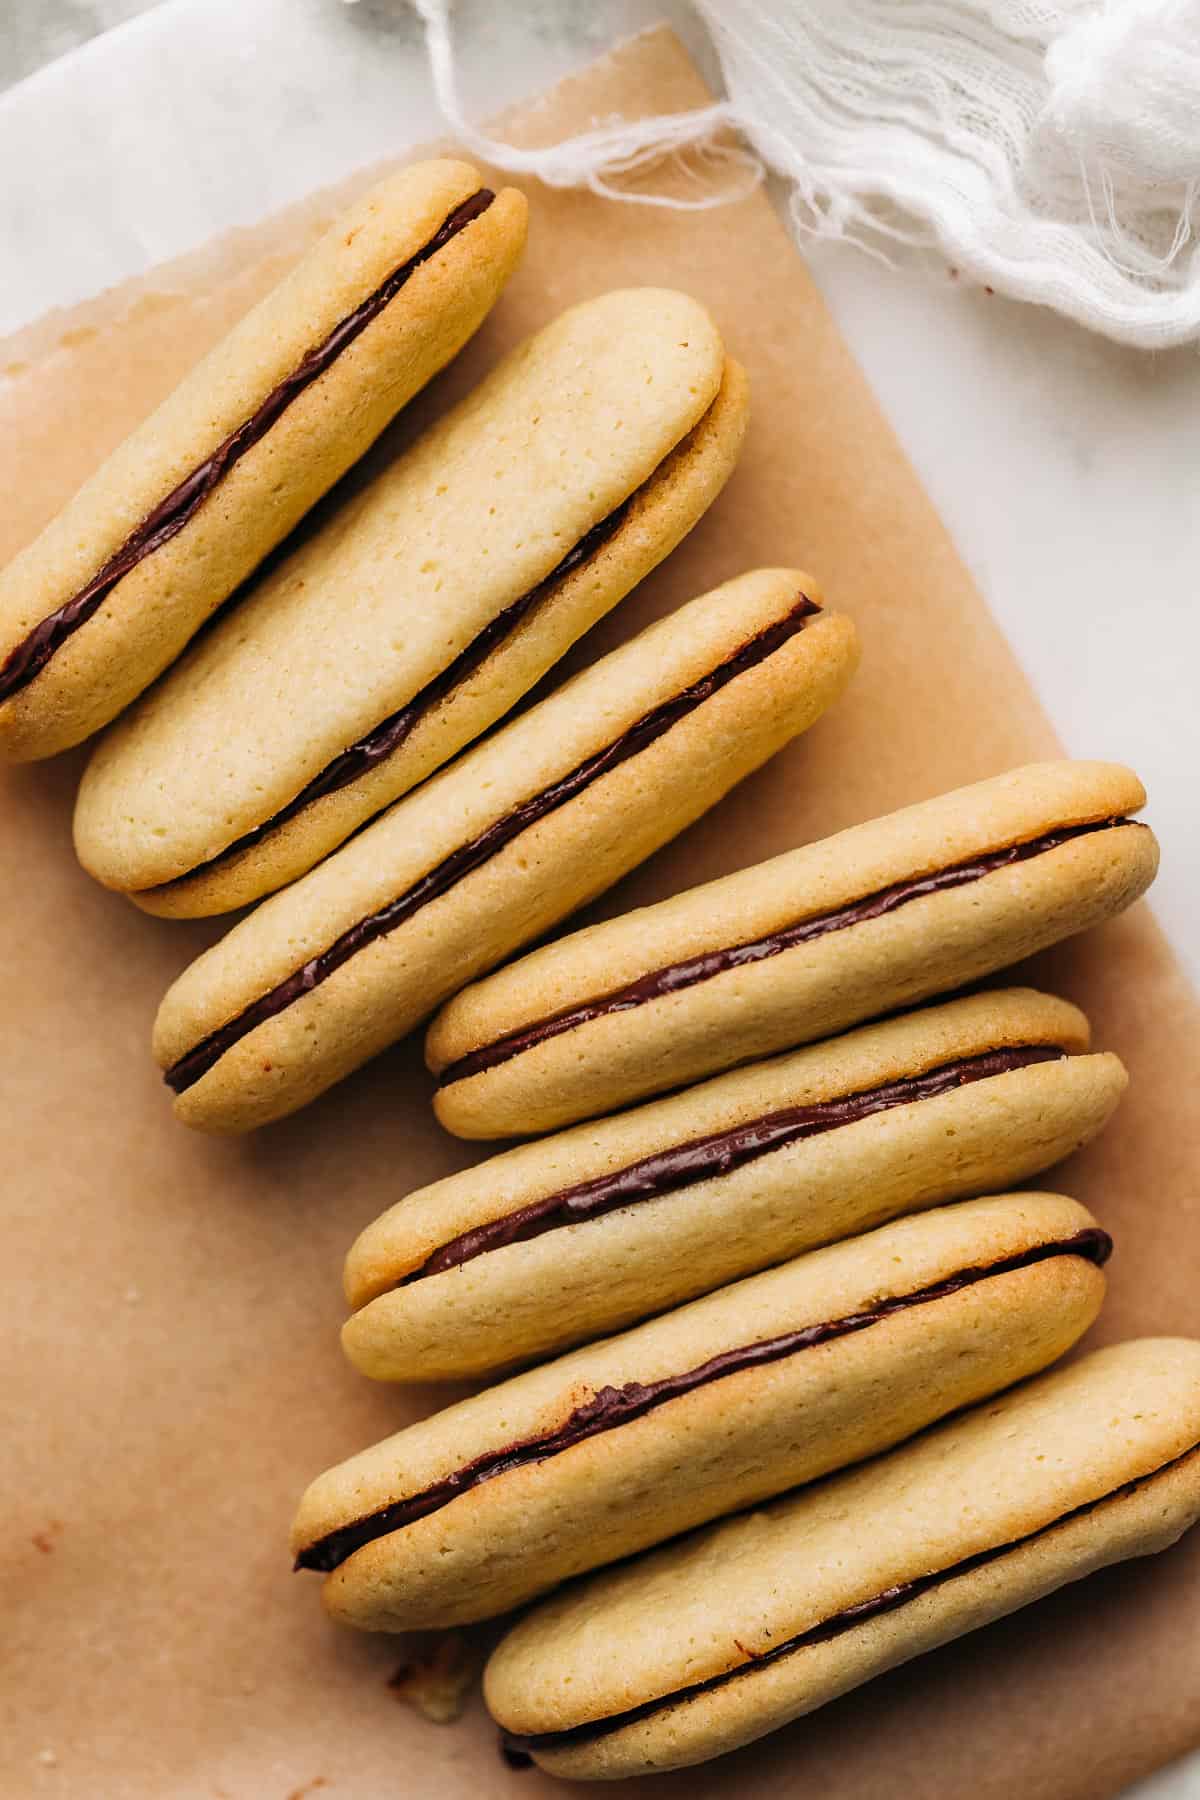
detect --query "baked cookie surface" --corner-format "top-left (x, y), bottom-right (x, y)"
top-left (76, 292), bottom-right (745, 912)
top-left (0, 160), bottom-right (526, 759)
top-left (154, 568), bottom-right (858, 1131)
top-left (429, 759), bottom-right (1157, 1138)
top-left (291, 1193), bottom-right (1107, 1631)
top-left (486, 1337), bottom-right (1200, 1778)
top-left (344, 987), bottom-right (1124, 1381)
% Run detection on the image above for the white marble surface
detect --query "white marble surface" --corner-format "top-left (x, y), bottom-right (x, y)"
top-left (0, 0), bottom-right (161, 89)
top-left (0, 5), bottom-right (1197, 1793)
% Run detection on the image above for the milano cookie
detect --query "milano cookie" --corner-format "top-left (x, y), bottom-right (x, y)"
top-left (488, 1338), bottom-right (1200, 1779)
top-left (75, 292), bottom-right (747, 914)
top-left (0, 160), bottom-right (526, 760)
top-left (429, 760), bottom-right (1158, 1138)
top-left (344, 988), bottom-right (1124, 1381)
top-left (154, 569), bottom-right (858, 1132)
top-left (291, 1194), bottom-right (1109, 1630)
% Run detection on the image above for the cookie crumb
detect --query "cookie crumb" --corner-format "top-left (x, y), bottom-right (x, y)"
top-left (388, 1631), bottom-right (482, 1723)
top-left (285, 1778), bottom-right (327, 1800)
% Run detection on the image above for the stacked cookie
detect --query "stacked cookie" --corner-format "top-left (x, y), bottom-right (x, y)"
top-left (5, 159), bottom-right (1196, 1781)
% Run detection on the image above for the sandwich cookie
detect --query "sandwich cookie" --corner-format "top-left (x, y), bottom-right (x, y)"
top-left (0, 160), bottom-right (526, 760)
top-left (154, 569), bottom-right (858, 1132)
top-left (343, 988), bottom-right (1124, 1382)
top-left (429, 759), bottom-right (1157, 1138)
top-left (75, 292), bottom-right (747, 915)
top-left (291, 1193), bottom-right (1108, 1630)
top-left (488, 1337), bottom-right (1200, 1778)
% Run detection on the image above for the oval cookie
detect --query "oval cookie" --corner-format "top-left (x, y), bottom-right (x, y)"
top-left (428, 759), bottom-right (1157, 1137)
top-left (0, 160), bottom-right (527, 759)
top-left (345, 987), bottom-right (1124, 1381)
top-left (291, 1192), bottom-right (1108, 1630)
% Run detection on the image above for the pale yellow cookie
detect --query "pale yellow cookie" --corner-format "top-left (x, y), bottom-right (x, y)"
top-left (154, 569), bottom-right (858, 1132)
top-left (343, 987), bottom-right (1123, 1382)
top-left (0, 160), bottom-right (526, 760)
top-left (76, 295), bottom-right (746, 913)
top-left (290, 1193), bottom-right (1107, 1631)
top-left (429, 759), bottom-right (1157, 1138)
top-left (487, 1338), bottom-right (1200, 1778)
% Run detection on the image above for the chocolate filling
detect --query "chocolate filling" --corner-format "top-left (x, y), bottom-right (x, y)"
top-left (502, 1434), bottom-right (1198, 1759)
top-left (436, 816), bottom-right (1138, 1089)
top-left (152, 488), bottom-right (642, 891)
top-left (165, 595), bottom-right (822, 1095)
top-left (294, 1226), bottom-right (1111, 1574)
top-left (401, 1043), bottom-right (1066, 1285)
top-left (0, 190), bottom-right (495, 706)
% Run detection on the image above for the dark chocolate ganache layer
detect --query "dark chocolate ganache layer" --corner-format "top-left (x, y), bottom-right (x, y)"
top-left (402, 1043), bottom-right (1066, 1285)
top-left (437, 815), bottom-right (1138, 1089)
top-left (165, 595), bottom-right (821, 1095)
top-left (154, 414), bottom-right (684, 890)
top-left (501, 1434), bottom-right (1197, 1760)
top-left (294, 1225), bottom-right (1111, 1574)
top-left (0, 190), bottom-right (495, 706)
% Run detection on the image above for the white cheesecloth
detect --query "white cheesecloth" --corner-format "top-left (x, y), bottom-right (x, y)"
top-left (404, 0), bottom-right (1200, 349)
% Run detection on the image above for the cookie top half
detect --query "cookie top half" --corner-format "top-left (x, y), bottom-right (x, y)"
top-left (428, 759), bottom-right (1157, 1137)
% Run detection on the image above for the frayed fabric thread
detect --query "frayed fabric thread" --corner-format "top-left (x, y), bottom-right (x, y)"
top-left (411, 0), bottom-right (761, 209)
top-left (392, 0), bottom-right (1200, 350)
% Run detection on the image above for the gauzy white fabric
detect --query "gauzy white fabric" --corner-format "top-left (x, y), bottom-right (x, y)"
top-left (409, 0), bottom-right (1200, 349)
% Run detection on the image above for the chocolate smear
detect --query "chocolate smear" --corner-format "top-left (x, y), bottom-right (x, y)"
top-left (437, 817), bottom-right (1139, 1089)
top-left (405, 1044), bottom-right (1065, 1283)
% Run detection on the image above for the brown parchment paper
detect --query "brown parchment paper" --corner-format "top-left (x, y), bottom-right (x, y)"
top-left (2, 28), bottom-right (1197, 1800)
